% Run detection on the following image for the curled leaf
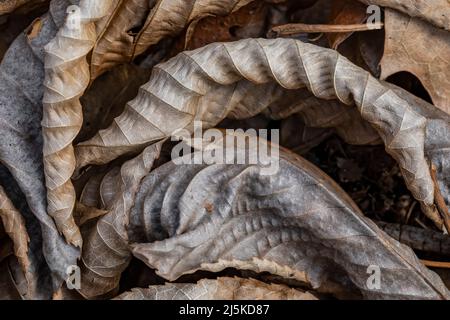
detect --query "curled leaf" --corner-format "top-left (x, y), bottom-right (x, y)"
top-left (90, 0), bottom-right (274, 79)
top-left (42, 0), bottom-right (115, 247)
top-left (0, 0), bottom-right (80, 292)
top-left (79, 142), bottom-right (162, 299)
top-left (130, 135), bottom-right (450, 299)
top-left (75, 38), bottom-right (450, 228)
top-left (114, 277), bottom-right (318, 300)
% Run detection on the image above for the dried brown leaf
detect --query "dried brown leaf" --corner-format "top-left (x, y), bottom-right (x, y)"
top-left (0, 185), bottom-right (30, 283)
top-left (42, 0), bottom-right (115, 247)
top-left (358, 0), bottom-right (450, 31)
top-left (114, 277), bottom-right (318, 300)
top-left (90, 0), bottom-right (274, 80)
top-left (381, 8), bottom-right (450, 114)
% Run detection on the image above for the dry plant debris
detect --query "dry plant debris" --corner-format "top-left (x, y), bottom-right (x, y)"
top-left (0, 0), bottom-right (449, 300)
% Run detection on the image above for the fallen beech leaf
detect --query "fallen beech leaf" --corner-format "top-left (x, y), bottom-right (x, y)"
top-left (381, 9), bottom-right (450, 114)
top-left (114, 277), bottom-right (318, 300)
top-left (42, 0), bottom-right (115, 247)
top-left (75, 38), bottom-right (449, 228)
top-left (130, 135), bottom-right (450, 299)
top-left (0, 0), bottom-right (79, 292)
top-left (79, 142), bottom-right (162, 299)
top-left (358, 0), bottom-right (450, 31)
top-left (0, 185), bottom-right (30, 285)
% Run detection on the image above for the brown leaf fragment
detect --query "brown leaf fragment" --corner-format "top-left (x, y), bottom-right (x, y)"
top-left (381, 9), bottom-right (450, 114)
top-left (0, 257), bottom-right (23, 299)
top-left (327, 0), bottom-right (369, 49)
top-left (180, 1), bottom-right (269, 51)
top-left (114, 277), bottom-right (318, 300)
top-left (358, 0), bottom-right (450, 31)
top-left (89, 0), bottom-right (151, 80)
top-left (90, 0), bottom-right (279, 79)
top-left (0, 185), bottom-right (30, 281)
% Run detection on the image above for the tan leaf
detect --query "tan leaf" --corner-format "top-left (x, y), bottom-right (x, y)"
top-left (381, 8), bottom-right (450, 114)
top-left (89, 0), bottom-right (151, 80)
top-left (75, 38), bottom-right (450, 229)
top-left (358, 0), bottom-right (450, 31)
top-left (0, 186), bottom-right (30, 281)
top-left (42, 0), bottom-right (116, 247)
top-left (90, 0), bottom-right (268, 80)
top-left (78, 142), bottom-right (162, 299)
top-left (114, 277), bottom-right (318, 300)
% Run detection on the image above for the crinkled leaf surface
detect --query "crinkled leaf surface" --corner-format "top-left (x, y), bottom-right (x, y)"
top-left (114, 277), bottom-right (318, 300)
top-left (42, 0), bottom-right (115, 247)
top-left (130, 137), bottom-right (450, 299)
top-left (75, 38), bottom-right (450, 228)
top-left (78, 142), bottom-right (162, 299)
top-left (0, 0), bottom-right (79, 292)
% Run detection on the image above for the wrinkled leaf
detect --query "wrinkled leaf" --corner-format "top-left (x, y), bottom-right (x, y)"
top-left (130, 135), bottom-right (450, 299)
top-left (42, 0), bottom-right (115, 247)
top-left (75, 38), bottom-right (450, 229)
top-left (78, 142), bottom-right (162, 299)
top-left (0, 0), bottom-right (79, 292)
top-left (114, 277), bottom-right (318, 300)
top-left (90, 0), bottom-right (274, 80)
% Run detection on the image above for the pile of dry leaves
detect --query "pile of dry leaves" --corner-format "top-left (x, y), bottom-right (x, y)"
top-left (0, 0), bottom-right (449, 300)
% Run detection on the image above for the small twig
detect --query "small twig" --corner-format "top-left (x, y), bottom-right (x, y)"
top-left (420, 259), bottom-right (450, 269)
top-left (405, 200), bottom-right (417, 224)
top-left (270, 22), bottom-right (384, 37)
top-left (430, 164), bottom-right (450, 234)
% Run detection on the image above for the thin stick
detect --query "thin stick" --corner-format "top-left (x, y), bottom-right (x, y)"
top-left (430, 164), bottom-right (450, 234)
top-left (271, 22), bottom-right (384, 37)
top-left (421, 259), bottom-right (450, 269)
